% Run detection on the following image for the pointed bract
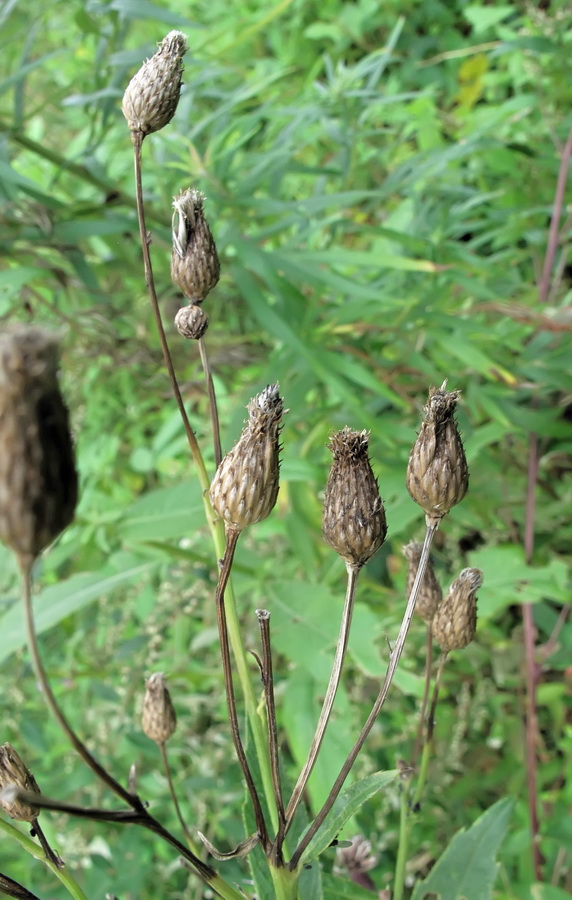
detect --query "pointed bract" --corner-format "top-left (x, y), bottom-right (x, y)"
top-left (171, 189), bottom-right (220, 302)
top-left (122, 31), bottom-right (187, 136)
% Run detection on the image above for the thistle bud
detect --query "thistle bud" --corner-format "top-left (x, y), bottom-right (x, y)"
top-left (0, 744), bottom-right (41, 822)
top-left (174, 304), bottom-right (209, 339)
top-left (403, 540), bottom-right (442, 624)
top-left (406, 381), bottom-right (468, 528)
top-left (0, 327), bottom-right (78, 566)
top-left (171, 189), bottom-right (220, 302)
top-left (210, 384), bottom-right (284, 531)
top-left (142, 673), bottom-right (177, 744)
top-left (122, 31), bottom-right (187, 137)
top-left (322, 429), bottom-right (387, 569)
top-left (432, 567), bottom-right (482, 652)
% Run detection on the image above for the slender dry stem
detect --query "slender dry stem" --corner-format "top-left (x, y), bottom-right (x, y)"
top-left (256, 609), bottom-right (286, 858)
top-left (31, 819), bottom-right (62, 869)
top-left (412, 627), bottom-right (434, 767)
top-left (159, 742), bottom-right (201, 855)
top-left (282, 563), bottom-right (361, 839)
top-left (198, 336), bottom-right (222, 468)
top-left (289, 524), bottom-right (437, 869)
top-left (216, 529), bottom-right (269, 848)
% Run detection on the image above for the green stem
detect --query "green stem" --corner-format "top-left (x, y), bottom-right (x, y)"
top-left (393, 777), bottom-right (412, 900)
top-left (269, 862), bottom-right (300, 900)
top-left (0, 818), bottom-right (88, 900)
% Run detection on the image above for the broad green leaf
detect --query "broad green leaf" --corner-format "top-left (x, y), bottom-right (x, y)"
top-left (0, 560), bottom-right (157, 665)
top-left (411, 797), bottom-right (514, 900)
top-left (468, 545), bottom-right (569, 618)
top-left (531, 886), bottom-right (572, 900)
top-left (119, 480), bottom-right (205, 542)
top-left (464, 5), bottom-right (514, 34)
top-left (322, 873), bottom-right (379, 899)
top-left (300, 770), bottom-right (399, 863)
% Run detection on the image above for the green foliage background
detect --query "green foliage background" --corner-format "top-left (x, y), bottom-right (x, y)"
top-left (0, 0), bottom-right (571, 898)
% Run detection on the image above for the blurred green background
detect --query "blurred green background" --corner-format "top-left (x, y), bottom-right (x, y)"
top-left (0, 0), bottom-right (571, 898)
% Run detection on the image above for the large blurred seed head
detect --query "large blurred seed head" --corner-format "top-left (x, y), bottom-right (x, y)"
top-left (210, 384), bottom-right (284, 531)
top-left (406, 381), bottom-right (469, 528)
top-left (0, 743), bottom-right (41, 822)
top-left (0, 326), bottom-right (78, 566)
top-left (403, 540), bottom-right (442, 624)
top-left (142, 673), bottom-right (177, 744)
top-left (432, 567), bottom-right (482, 652)
top-left (171, 189), bottom-right (220, 302)
top-left (322, 428), bottom-right (387, 569)
top-left (122, 31), bottom-right (187, 137)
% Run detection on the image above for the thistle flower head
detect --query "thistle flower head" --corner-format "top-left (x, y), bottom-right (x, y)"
top-left (171, 189), bottom-right (220, 302)
top-left (0, 744), bottom-right (41, 822)
top-left (174, 304), bottom-right (209, 339)
top-left (403, 540), bottom-right (442, 624)
top-left (322, 428), bottom-right (387, 569)
top-left (0, 326), bottom-right (78, 566)
top-left (122, 31), bottom-right (187, 137)
top-left (406, 381), bottom-right (469, 528)
top-left (209, 384), bottom-right (284, 532)
top-left (432, 567), bottom-right (482, 651)
top-left (142, 673), bottom-right (177, 744)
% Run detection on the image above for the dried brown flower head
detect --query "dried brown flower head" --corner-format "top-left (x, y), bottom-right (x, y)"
top-left (210, 384), bottom-right (284, 532)
top-left (0, 744), bottom-right (41, 822)
top-left (432, 567), bottom-right (483, 651)
top-left (0, 327), bottom-right (78, 566)
top-left (406, 381), bottom-right (469, 528)
top-left (142, 673), bottom-right (177, 744)
top-left (174, 304), bottom-right (209, 339)
top-left (322, 428), bottom-right (387, 569)
top-left (122, 31), bottom-right (187, 137)
top-left (171, 189), bottom-right (220, 302)
top-left (403, 540), bottom-right (442, 624)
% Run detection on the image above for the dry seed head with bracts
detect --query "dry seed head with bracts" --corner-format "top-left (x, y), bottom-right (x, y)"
top-left (406, 381), bottom-right (469, 528)
top-left (0, 744), bottom-right (41, 822)
top-left (322, 428), bottom-right (387, 569)
top-left (432, 567), bottom-right (483, 652)
top-left (122, 31), bottom-right (187, 137)
top-left (142, 673), bottom-right (177, 744)
top-left (174, 304), bottom-right (209, 340)
top-left (0, 327), bottom-right (78, 567)
top-left (171, 189), bottom-right (220, 302)
top-left (403, 540), bottom-right (442, 624)
top-left (210, 384), bottom-right (284, 532)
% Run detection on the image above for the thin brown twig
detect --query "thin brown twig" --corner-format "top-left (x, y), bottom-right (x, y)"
top-left (198, 336), bottom-right (222, 468)
top-left (256, 609), bottom-right (286, 859)
top-left (31, 818), bottom-right (62, 869)
top-left (159, 742), bottom-right (201, 855)
top-left (412, 627), bottom-right (433, 767)
top-left (215, 529), bottom-right (269, 849)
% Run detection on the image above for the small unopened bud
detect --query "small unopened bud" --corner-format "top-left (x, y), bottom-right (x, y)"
top-left (403, 541), bottom-right (442, 624)
top-left (322, 429), bottom-right (387, 568)
top-left (122, 31), bottom-right (187, 137)
top-left (0, 327), bottom-right (78, 566)
top-left (210, 384), bottom-right (284, 531)
top-left (142, 673), bottom-right (177, 744)
top-left (406, 381), bottom-right (469, 528)
top-left (171, 189), bottom-right (220, 302)
top-left (334, 835), bottom-right (378, 888)
top-left (174, 304), bottom-right (209, 339)
top-left (432, 567), bottom-right (482, 651)
top-left (0, 744), bottom-right (41, 822)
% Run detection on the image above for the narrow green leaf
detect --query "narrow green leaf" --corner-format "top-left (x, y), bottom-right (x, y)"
top-left (411, 797), bottom-right (514, 900)
top-left (300, 770), bottom-right (399, 863)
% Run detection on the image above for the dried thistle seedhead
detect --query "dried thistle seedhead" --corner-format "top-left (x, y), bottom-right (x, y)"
top-left (403, 540), bottom-right (442, 624)
top-left (432, 567), bottom-right (483, 652)
top-left (122, 31), bottom-right (187, 137)
top-left (174, 304), bottom-right (209, 339)
top-left (0, 744), bottom-right (41, 822)
top-left (322, 428), bottom-right (387, 568)
top-left (171, 189), bottom-right (220, 302)
top-left (0, 327), bottom-right (78, 567)
top-left (406, 381), bottom-right (469, 528)
top-left (210, 384), bottom-right (284, 531)
top-left (142, 673), bottom-right (177, 744)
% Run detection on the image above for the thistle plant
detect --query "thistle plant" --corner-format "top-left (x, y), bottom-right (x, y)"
top-left (0, 31), bottom-right (488, 900)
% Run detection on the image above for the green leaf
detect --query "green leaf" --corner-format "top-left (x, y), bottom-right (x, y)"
top-left (411, 798), bottom-right (514, 900)
top-left (300, 770), bottom-right (399, 863)
top-left (0, 559), bottom-right (157, 665)
top-left (119, 480), bottom-right (205, 542)
top-left (467, 545), bottom-right (569, 618)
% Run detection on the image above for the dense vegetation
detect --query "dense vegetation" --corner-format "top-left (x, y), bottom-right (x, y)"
top-left (0, 1), bottom-right (570, 898)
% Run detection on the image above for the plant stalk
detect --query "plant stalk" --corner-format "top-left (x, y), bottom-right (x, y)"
top-left (198, 336), bottom-right (222, 468)
top-left (256, 609), bottom-right (286, 853)
top-left (159, 742), bottom-right (202, 856)
top-left (290, 523), bottom-right (437, 869)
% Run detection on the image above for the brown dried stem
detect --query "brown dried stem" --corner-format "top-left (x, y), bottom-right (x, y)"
top-left (159, 742), bottom-right (201, 855)
top-left (282, 563), bottom-right (361, 842)
top-left (216, 529), bottom-right (269, 848)
top-left (412, 627), bottom-right (434, 767)
top-left (198, 336), bottom-right (222, 468)
top-left (256, 609), bottom-right (286, 857)
top-left (290, 523), bottom-right (437, 869)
